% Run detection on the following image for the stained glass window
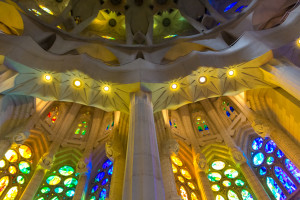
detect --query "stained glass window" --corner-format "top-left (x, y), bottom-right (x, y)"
top-left (249, 137), bottom-right (300, 199)
top-left (207, 160), bottom-right (255, 200)
top-left (0, 145), bottom-right (34, 199)
top-left (171, 155), bottom-right (201, 200)
top-left (35, 165), bottom-right (78, 199)
top-left (45, 106), bottom-right (60, 127)
top-left (73, 111), bottom-right (91, 138)
top-left (169, 119), bottom-right (178, 128)
top-left (221, 100), bottom-right (238, 121)
top-left (194, 116), bottom-right (209, 134)
top-left (87, 158), bottom-right (113, 200)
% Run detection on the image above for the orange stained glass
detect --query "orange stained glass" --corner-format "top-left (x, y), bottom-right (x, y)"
top-left (188, 182), bottom-right (195, 189)
top-left (178, 176), bottom-right (185, 183)
top-left (5, 150), bottom-right (18, 162)
top-left (0, 160), bottom-right (5, 168)
top-left (191, 192), bottom-right (198, 200)
top-left (180, 186), bottom-right (188, 200)
top-left (0, 176), bottom-right (9, 196)
top-left (181, 169), bottom-right (192, 179)
top-left (3, 186), bottom-right (18, 200)
top-left (19, 145), bottom-right (32, 159)
top-left (8, 166), bottom-right (17, 174)
top-left (171, 156), bottom-right (183, 166)
top-left (172, 164), bottom-right (178, 173)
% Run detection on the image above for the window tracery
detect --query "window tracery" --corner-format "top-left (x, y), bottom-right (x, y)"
top-left (249, 137), bottom-right (300, 199)
top-left (87, 158), bottom-right (113, 200)
top-left (221, 100), bottom-right (238, 121)
top-left (171, 155), bottom-right (201, 200)
top-left (0, 144), bottom-right (34, 199)
top-left (72, 111), bottom-right (92, 139)
top-left (207, 160), bottom-right (254, 200)
top-left (45, 106), bottom-right (60, 127)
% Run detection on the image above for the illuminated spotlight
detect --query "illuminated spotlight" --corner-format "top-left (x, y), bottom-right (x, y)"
top-left (73, 80), bottom-right (82, 88)
top-left (228, 69), bottom-right (235, 77)
top-left (44, 74), bottom-right (52, 82)
top-left (170, 83), bottom-right (179, 90)
top-left (199, 76), bottom-right (207, 83)
top-left (103, 85), bottom-right (110, 92)
top-left (297, 38), bottom-right (300, 47)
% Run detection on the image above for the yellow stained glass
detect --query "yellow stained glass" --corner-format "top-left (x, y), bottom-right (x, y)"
top-left (0, 160), bottom-right (5, 168)
top-left (180, 186), bottom-right (188, 200)
top-left (181, 169), bottom-right (191, 179)
top-left (5, 150), bottom-right (18, 162)
top-left (0, 176), bottom-right (9, 196)
top-left (19, 145), bottom-right (32, 159)
top-left (178, 176), bottom-right (185, 183)
top-left (191, 192), bottom-right (198, 200)
top-left (211, 161), bottom-right (226, 170)
top-left (216, 195), bottom-right (225, 200)
top-left (3, 186), bottom-right (18, 200)
top-left (172, 164), bottom-right (177, 173)
top-left (188, 182), bottom-right (195, 189)
top-left (9, 166), bottom-right (17, 174)
top-left (171, 156), bottom-right (183, 166)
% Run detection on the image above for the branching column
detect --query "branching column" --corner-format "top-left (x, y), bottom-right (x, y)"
top-left (193, 153), bottom-right (214, 200)
top-left (122, 91), bottom-right (165, 200)
top-left (73, 160), bottom-right (88, 200)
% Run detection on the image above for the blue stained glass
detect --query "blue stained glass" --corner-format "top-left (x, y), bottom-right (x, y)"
top-left (277, 150), bottom-right (284, 158)
top-left (91, 185), bottom-right (98, 193)
top-left (95, 172), bottom-right (105, 182)
top-left (285, 159), bottom-right (300, 183)
top-left (101, 178), bottom-right (108, 185)
top-left (198, 126), bottom-right (203, 132)
top-left (265, 140), bottom-right (276, 153)
top-left (260, 167), bottom-right (267, 175)
top-left (266, 157), bottom-right (274, 165)
top-left (241, 189), bottom-right (254, 200)
top-left (230, 106), bottom-right (234, 112)
top-left (169, 120), bottom-right (172, 126)
top-left (252, 137), bottom-right (263, 150)
top-left (108, 166), bottom-right (113, 175)
top-left (226, 111), bottom-right (231, 117)
top-left (253, 153), bottom-right (264, 166)
top-left (267, 177), bottom-right (286, 200)
top-left (235, 5), bottom-right (245, 13)
top-left (204, 125), bottom-right (209, 130)
top-left (99, 188), bottom-right (107, 200)
top-left (224, 2), bottom-right (238, 12)
top-left (274, 166), bottom-right (297, 194)
top-left (102, 159), bottom-right (113, 169)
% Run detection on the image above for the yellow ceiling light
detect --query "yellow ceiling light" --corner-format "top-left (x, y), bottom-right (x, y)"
top-left (73, 79), bottom-right (82, 88)
top-left (102, 85), bottom-right (111, 93)
top-left (296, 38), bottom-right (300, 47)
top-left (199, 76), bottom-right (207, 84)
top-left (227, 69), bottom-right (235, 77)
top-left (170, 83), bottom-right (179, 91)
top-left (43, 74), bottom-right (52, 82)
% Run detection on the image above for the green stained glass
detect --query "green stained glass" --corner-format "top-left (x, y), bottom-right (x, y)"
top-left (224, 169), bottom-right (238, 179)
top-left (82, 130), bottom-right (86, 135)
top-left (46, 175), bottom-right (61, 185)
top-left (75, 128), bottom-right (80, 134)
top-left (235, 179), bottom-right (245, 186)
top-left (211, 184), bottom-right (220, 191)
top-left (41, 187), bottom-right (50, 194)
top-left (59, 166), bottom-right (74, 176)
top-left (16, 175), bottom-right (25, 184)
top-left (90, 196), bottom-right (96, 200)
top-left (19, 161), bottom-right (31, 174)
top-left (54, 187), bottom-right (64, 193)
top-left (212, 161), bottom-right (225, 170)
top-left (228, 190), bottom-right (239, 200)
top-left (208, 172), bottom-right (222, 182)
top-left (37, 198), bottom-right (45, 200)
top-left (50, 197), bottom-right (59, 200)
top-left (64, 177), bottom-right (78, 187)
top-left (241, 189), bottom-right (254, 200)
top-left (266, 157), bottom-right (274, 165)
top-left (223, 180), bottom-right (231, 187)
top-left (66, 190), bottom-right (75, 197)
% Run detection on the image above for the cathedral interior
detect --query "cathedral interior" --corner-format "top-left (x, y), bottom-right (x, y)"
top-left (0, 0), bottom-right (300, 199)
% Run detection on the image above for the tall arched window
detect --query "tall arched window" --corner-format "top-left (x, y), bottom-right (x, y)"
top-left (35, 164), bottom-right (79, 200)
top-left (249, 137), bottom-right (300, 199)
top-left (87, 158), bottom-right (113, 200)
top-left (170, 155), bottom-right (201, 200)
top-left (207, 160), bottom-right (255, 200)
top-left (0, 144), bottom-right (34, 199)
top-left (221, 100), bottom-right (237, 121)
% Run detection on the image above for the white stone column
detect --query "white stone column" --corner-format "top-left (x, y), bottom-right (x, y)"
top-left (122, 91), bottom-right (165, 200)
top-left (73, 160), bottom-right (88, 200)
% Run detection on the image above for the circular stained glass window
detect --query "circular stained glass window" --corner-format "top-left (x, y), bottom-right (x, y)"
top-left (260, 167), bottom-right (267, 175)
top-left (188, 182), bottom-right (195, 189)
top-left (266, 157), bottom-right (274, 165)
top-left (19, 161), bottom-right (30, 174)
top-left (5, 150), bottom-right (18, 162)
top-left (99, 188), bottom-right (107, 199)
top-left (66, 189), bottom-right (75, 197)
top-left (252, 137), bottom-right (263, 150)
top-left (241, 189), bottom-right (254, 200)
top-left (91, 185), bottom-right (98, 193)
top-left (9, 166), bottom-right (17, 174)
top-left (90, 196), bottom-right (96, 200)
top-left (211, 184), bottom-right (220, 191)
top-left (101, 178), bottom-right (108, 185)
top-left (253, 153), bottom-right (264, 166)
top-left (228, 190), bottom-right (239, 200)
top-left (59, 166), bottom-right (74, 176)
top-left (181, 169), bottom-right (191, 179)
top-left (19, 145), bottom-right (32, 159)
top-left (223, 180), bottom-right (231, 187)
top-left (235, 179), bottom-right (245, 186)
top-left (178, 176), bottom-right (185, 183)
top-left (171, 156), bottom-right (183, 166)
top-left (102, 159), bottom-right (113, 169)
top-left (17, 175), bottom-right (25, 184)
top-left (224, 169), bottom-right (238, 179)
top-left (208, 172), bottom-right (222, 182)
top-left (277, 150), bottom-right (284, 158)
top-left (216, 195), bottom-right (225, 200)
top-left (54, 187), bottom-right (63, 193)
top-left (41, 187), bottom-right (51, 194)
top-left (50, 196), bottom-right (59, 200)
top-left (46, 176), bottom-right (61, 185)
top-left (95, 172), bottom-right (105, 182)
top-left (64, 178), bottom-right (78, 188)
top-left (212, 161), bottom-right (226, 170)
top-left (0, 160), bottom-right (5, 168)
top-left (265, 140), bottom-right (276, 153)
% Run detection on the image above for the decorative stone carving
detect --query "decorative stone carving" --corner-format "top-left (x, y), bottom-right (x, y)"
top-left (39, 153), bottom-right (53, 170)
top-left (229, 147), bottom-right (247, 165)
top-left (193, 153), bottom-right (207, 172)
top-left (251, 117), bottom-right (271, 138)
top-left (162, 139), bottom-right (179, 156)
top-left (76, 159), bottom-right (88, 174)
top-left (11, 132), bottom-right (27, 144)
top-left (105, 136), bottom-right (124, 162)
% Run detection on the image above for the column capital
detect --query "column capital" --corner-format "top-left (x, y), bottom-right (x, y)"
top-left (229, 147), bottom-right (247, 165)
top-left (193, 153), bottom-right (208, 172)
top-left (251, 115), bottom-right (272, 138)
top-left (76, 159), bottom-right (88, 174)
top-left (105, 136), bottom-right (124, 161)
top-left (38, 153), bottom-right (53, 170)
top-left (161, 139), bottom-right (179, 156)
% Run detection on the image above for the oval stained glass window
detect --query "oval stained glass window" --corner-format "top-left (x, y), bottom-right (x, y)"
top-left (172, 164), bottom-right (177, 173)
top-left (46, 176), bottom-right (61, 185)
top-left (228, 190), bottom-right (239, 200)
top-left (216, 195), bottom-right (225, 200)
top-left (181, 169), bottom-right (192, 179)
top-left (284, 159), bottom-right (300, 183)
top-left (266, 177), bottom-right (286, 200)
top-left (54, 187), bottom-right (63, 193)
top-left (91, 185), bottom-right (98, 193)
top-left (19, 145), bottom-right (32, 159)
top-left (253, 153), bottom-right (264, 166)
top-left (9, 166), bottom-right (17, 174)
top-left (5, 150), bottom-right (18, 162)
top-left (235, 179), bottom-right (245, 186)
top-left (259, 167), bottom-right (267, 175)
top-left (19, 161), bottom-right (30, 174)
top-left (277, 150), bottom-right (284, 158)
top-left (37, 197), bottom-right (45, 200)
top-left (102, 159), bottom-right (113, 169)
top-left (191, 192), bottom-right (198, 200)
top-left (208, 172), bottom-right (222, 182)
top-left (224, 169), bottom-right (238, 179)
top-left (50, 196), bottom-right (59, 200)
top-left (95, 172), bottom-right (105, 182)
top-left (266, 157), bottom-right (274, 165)
top-left (41, 187), bottom-right (51, 194)
top-left (252, 137), bottom-right (263, 150)
top-left (0, 160), bottom-right (5, 168)
top-left (212, 161), bottom-right (226, 170)
top-left (171, 156), bottom-right (183, 166)
top-left (90, 196), bottom-right (96, 200)
top-left (178, 176), bottom-right (185, 183)
top-left (265, 140), bottom-right (276, 153)
top-left (108, 166), bottom-right (113, 175)
top-left (66, 189), bottom-right (75, 197)
top-left (3, 186), bottom-right (18, 200)
top-left (58, 166), bottom-right (74, 176)
top-left (211, 184), bottom-right (220, 191)
top-left (180, 186), bottom-right (188, 200)
top-left (274, 166), bottom-right (297, 194)
top-left (16, 175), bottom-right (25, 184)
top-left (188, 182), bottom-right (195, 189)
top-left (99, 188), bottom-right (107, 199)
top-left (223, 180), bottom-right (231, 187)
top-left (241, 189), bottom-right (254, 200)
top-left (101, 178), bottom-right (108, 185)
top-left (64, 178), bottom-right (78, 188)
top-left (0, 176), bottom-right (9, 196)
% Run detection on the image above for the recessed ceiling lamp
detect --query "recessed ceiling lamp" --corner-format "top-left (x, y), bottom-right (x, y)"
top-left (103, 85), bottom-right (110, 92)
top-left (170, 83), bottom-right (179, 90)
top-left (228, 69), bottom-right (235, 77)
top-left (297, 38), bottom-right (300, 47)
top-left (73, 80), bottom-right (82, 88)
top-left (44, 74), bottom-right (52, 82)
top-left (199, 76), bottom-right (207, 84)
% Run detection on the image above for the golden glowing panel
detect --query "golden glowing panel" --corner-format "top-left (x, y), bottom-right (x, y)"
top-left (9, 166), bottom-right (17, 174)
top-left (188, 182), bottom-right (195, 189)
top-left (171, 156), bottom-right (183, 166)
top-left (180, 186), bottom-right (188, 200)
top-left (211, 184), bottom-right (220, 191)
top-left (3, 186), bottom-right (18, 200)
top-left (0, 176), bottom-right (9, 196)
top-left (191, 192), bottom-right (198, 200)
top-left (5, 150), bottom-right (18, 162)
top-left (172, 164), bottom-right (178, 173)
top-left (0, 160), bottom-right (5, 168)
top-left (181, 169), bottom-right (192, 180)
top-left (216, 195), bottom-right (225, 200)
top-left (178, 176), bottom-right (185, 183)
top-left (19, 145), bottom-right (32, 159)
top-left (38, 5), bottom-right (54, 15)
